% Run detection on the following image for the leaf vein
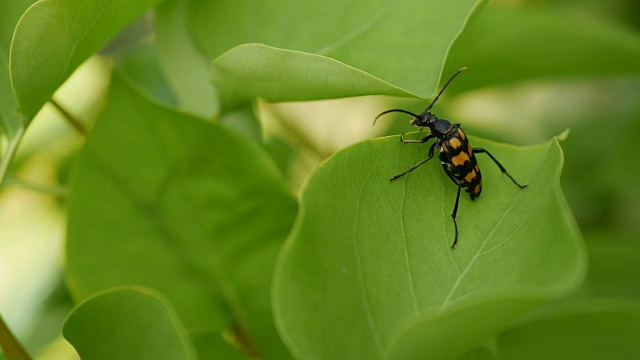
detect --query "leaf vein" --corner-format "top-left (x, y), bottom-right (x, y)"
top-left (400, 179), bottom-right (419, 313)
top-left (438, 182), bottom-right (530, 312)
top-left (352, 172), bottom-right (385, 356)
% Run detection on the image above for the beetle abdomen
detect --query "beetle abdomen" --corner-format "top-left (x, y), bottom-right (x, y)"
top-left (438, 127), bottom-right (483, 199)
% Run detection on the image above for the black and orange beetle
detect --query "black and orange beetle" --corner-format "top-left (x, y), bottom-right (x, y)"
top-left (374, 67), bottom-right (527, 248)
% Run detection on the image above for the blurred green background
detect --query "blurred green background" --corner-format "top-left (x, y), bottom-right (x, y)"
top-left (1, 0), bottom-right (640, 358)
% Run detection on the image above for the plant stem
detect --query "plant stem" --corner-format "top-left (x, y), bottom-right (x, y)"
top-left (50, 98), bottom-right (87, 135)
top-left (3, 176), bottom-right (67, 197)
top-left (0, 126), bottom-right (31, 359)
top-left (0, 127), bottom-right (25, 187)
top-left (0, 313), bottom-right (31, 360)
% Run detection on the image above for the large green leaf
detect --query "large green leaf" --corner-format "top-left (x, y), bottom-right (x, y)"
top-left (66, 73), bottom-right (297, 359)
top-left (186, 0), bottom-right (484, 108)
top-left (10, 0), bottom-right (160, 121)
top-left (273, 134), bottom-right (585, 359)
top-left (63, 287), bottom-right (197, 360)
top-left (443, 6), bottom-right (640, 92)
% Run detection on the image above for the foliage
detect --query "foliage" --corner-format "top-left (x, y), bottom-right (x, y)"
top-left (1, 0), bottom-right (639, 359)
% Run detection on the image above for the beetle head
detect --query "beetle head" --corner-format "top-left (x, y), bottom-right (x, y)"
top-left (410, 112), bottom-right (437, 128)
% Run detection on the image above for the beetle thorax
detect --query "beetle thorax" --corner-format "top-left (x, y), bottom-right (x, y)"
top-left (430, 119), bottom-right (454, 139)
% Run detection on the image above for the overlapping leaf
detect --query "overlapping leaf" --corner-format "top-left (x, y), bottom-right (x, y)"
top-left (185, 0), bottom-right (484, 109)
top-left (10, 0), bottom-right (160, 120)
top-left (63, 287), bottom-right (197, 360)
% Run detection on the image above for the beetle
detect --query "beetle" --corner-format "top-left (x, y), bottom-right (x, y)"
top-left (373, 67), bottom-right (527, 248)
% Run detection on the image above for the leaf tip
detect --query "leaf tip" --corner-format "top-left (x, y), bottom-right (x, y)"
top-left (555, 129), bottom-right (571, 142)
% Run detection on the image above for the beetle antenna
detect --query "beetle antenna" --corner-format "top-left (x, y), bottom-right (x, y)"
top-left (424, 67), bottom-right (468, 112)
top-left (373, 109), bottom-right (420, 126)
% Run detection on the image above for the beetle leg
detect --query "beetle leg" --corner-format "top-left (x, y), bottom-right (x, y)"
top-left (441, 166), bottom-right (463, 249)
top-left (473, 148), bottom-right (527, 189)
top-left (450, 186), bottom-right (462, 249)
top-left (390, 142), bottom-right (437, 181)
top-left (400, 133), bottom-right (435, 144)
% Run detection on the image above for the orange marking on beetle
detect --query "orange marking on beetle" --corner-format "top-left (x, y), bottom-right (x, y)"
top-left (458, 129), bottom-right (467, 140)
top-left (451, 151), bottom-right (470, 167)
top-left (464, 170), bottom-right (476, 183)
top-left (474, 183), bottom-right (481, 194)
top-left (474, 164), bottom-right (480, 172)
top-left (442, 142), bottom-right (449, 152)
top-left (468, 143), bottom-right (473, 155)
top-left (449, 137), bottom-right (462, 149)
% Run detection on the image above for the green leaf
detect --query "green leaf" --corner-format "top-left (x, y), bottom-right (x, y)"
top-left (0, 1), bottom-right (31, 184)
top-left (273, 135), bottom-right (585, 359)
top-left (63, 287), bottom-right (197, 360)
top-left (66, 73), bottom-right (297, 359)
top-left (186, 0), bottom-right (484, 108)
top-left (212, 44), bottom-right (413, 110)
top-left (443, 6), bottom-right (640, 92)
top-left (155, 0), bottom-right (217, 118)
top-left (496, 301), bottom-right (640, 359)
top-left (0, 43), bottom-right (21, 138)
top-left (0, 0), bottom-right (34, 137)
top-left (10, 0), bottom-right (161, 121)
top-left (114, 39), bottom-right (178, 107)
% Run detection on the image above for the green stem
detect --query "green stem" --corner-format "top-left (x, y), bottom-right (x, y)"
top-left (3, 177), bottom-right (67, 197)
top-left (0, 127), bottom-right (31, 359)
top-left (50, 98), bottom-right (87, 135)
top-left (0, 127), bottom-right (25, 187)
top-left (0, 313), bottom-right (31, 360)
